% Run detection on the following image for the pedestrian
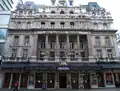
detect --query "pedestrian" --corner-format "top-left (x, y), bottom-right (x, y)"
top-left (14, 81), bottom-right (19, 91)
top-left (42, 81), bottom-right (46, 90)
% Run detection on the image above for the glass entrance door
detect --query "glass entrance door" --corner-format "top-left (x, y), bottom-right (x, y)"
top-left (71, 73), bottom-right (79, 89)
top-left (3, 73), bottom-right (11, 88)
top-left (35, 73), bottom-right (43, 88)
top-left (47, 73), bottom-right (55, 88)
top-left (59, 73), bottom-right (67, 88)
top-left (11, 73), bottom-right (20, 88)
top-left (114, 73), bottom-right (120, 87)
top-left (20, 73), bottom-right (28, 88)
top-left (97, 72), bottom-right (105, 87)
top-left (83, 73), bottom-right (90, 89)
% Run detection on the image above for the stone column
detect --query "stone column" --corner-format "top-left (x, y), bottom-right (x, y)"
top-left (55, 35), bottom-right (59, 62)
top-left (77, 35), bottom-right (81, 62)
top-left (66, 34), bottom-right (70, 62)
top-left (27, 71), bottom-right (35, 89)
top-left (9, 73), bottom-right (13, 89)
top-left (78, 72), bottom-right (84, 89)
top-left (18, 35), bottom-right (24, 58)
top-left (43, 72), bottom-right (47, 87)
top-left (111, 72), bottom-right (115, 87)
top-left (31, 34), bottom-right (38, 61)
top-left (87, 34), bottom-right (93, 62)
top-left (45, 35), bottom-right (49, 61)
top-left (67, 72), bottom-right (71, 89)
top-left (55, 72), bottom-right (59, 89)
top-left (18, 73), bottom-right (21, 89)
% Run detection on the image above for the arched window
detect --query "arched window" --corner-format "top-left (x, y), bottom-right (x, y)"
top-left (69, 11), bottom-right (74, 14)
top-left (60, 11), bottom-right (65, 14)
top-left (51, 11), bottom-right (55, 14)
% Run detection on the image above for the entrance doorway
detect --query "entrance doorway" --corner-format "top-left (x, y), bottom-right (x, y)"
top-left (83, 73), bottom-right (90, 89)
top-left (71, 73), bottom-right (79, 89)
top-left (97, 72), bottom-right (105, 87)
top-left (59, 73), bottom-right (67, 88)
top-left (35, 73), bottom-right (43, 88)
top-left (47, 73), bottom-right (55, 88)
top-left (114, 73), bottom-right (120, 87)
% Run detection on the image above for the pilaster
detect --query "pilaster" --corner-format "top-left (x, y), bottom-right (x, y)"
top-left (55, 72), bottom-right (59, 89)
top-left (67, 72), bottom-right (72, 89)
top-left (66, 34), bottom-right (70, 62)
top-left (55, 35), bottom-right (59, 62)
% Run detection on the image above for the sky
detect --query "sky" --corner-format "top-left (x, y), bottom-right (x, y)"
top-left (13, 0), bottom-right (120, 32)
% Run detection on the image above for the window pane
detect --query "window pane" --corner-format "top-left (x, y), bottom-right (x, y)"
top-left (0, 15), bottom-right (10, 25)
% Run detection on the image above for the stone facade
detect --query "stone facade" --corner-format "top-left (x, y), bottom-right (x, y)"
top-left (0, 0), bottom-right (120, 90)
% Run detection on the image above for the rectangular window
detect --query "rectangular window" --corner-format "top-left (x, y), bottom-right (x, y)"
top-left (49, 51), bottom-right (55, 61)
top-left (13, 36), bottom-right (19, 46)
top-left (22, 49), bottom-right (28, 59)
top-left (80, 41), bottom-right (83, 49)
top-left (60, 41), bottom-right (64, 49)
top-left (105, 37), bottom-right (110, 46)
top-left (95, 37), bottom-right (100, 46)
top-left (11, 49), bottom-right (17, 60)
top-left (41, 41), bottom-right (45, 49)
top-left (107, 49), bottom-right (113, 58)
top-left (96, 49), bottom-right (102, 58)
top-left (39, 51), bottom-right (44, 60)
top-left (24, 36), bottom-right (29, 46)
top-left (50, 41), bottom-right (55, 49)
top-left (70, 41), bottom-right (74, 49)
top-left (41, 22), bottom-right (45, 28)
top-left (27, 22), bottom-right (31, 29)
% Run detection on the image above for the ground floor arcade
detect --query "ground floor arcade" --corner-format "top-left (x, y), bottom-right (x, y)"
top-left (1, 70), bottom-right (120, 89)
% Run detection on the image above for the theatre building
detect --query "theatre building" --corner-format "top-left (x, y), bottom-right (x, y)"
top-left (0, 0), bottom-right (120, 90)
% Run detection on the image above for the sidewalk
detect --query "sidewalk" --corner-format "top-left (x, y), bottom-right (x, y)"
top-left (1, 88), bottom-right (120, 91)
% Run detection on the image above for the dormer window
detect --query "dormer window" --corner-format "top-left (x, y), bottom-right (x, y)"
top-left (103, 22), bottom-right (107, 26)
top-left (41, 22), bottom-right (45, 28)
top-left (60, 22), bottom-right (65, 28)
top-left (27, 22), bottom-right (31, 24)
top-left (60, 11), bottom-right (65, 14)
top-left (70, 11), bottom-right (74, 14)
top-left (51, 11), bottom-right (55, 14)
top-left (17, 21), bottom-right (21, 24)
top-left (70, 22), bottom-right (74, 26)
top-left (51, 22), bottom-right (55, 28)
top-left (41, 22), bottom-right (45, 25)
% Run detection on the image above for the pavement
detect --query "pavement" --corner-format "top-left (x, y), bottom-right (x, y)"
top-left (1, 88), bottom-right (120, 91)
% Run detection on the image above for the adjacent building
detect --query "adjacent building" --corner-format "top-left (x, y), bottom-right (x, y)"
top-left (1, 0), bottom-right (120, 90)
top-left (0, 0), bottom-right (13, 10)
top-left (0, 11), bottom-right (11, 56)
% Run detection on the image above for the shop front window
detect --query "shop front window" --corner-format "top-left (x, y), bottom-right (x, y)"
top-left (3, 73), bottom-right (11, 88)
top-left (20, 73), bottom-right (28, 88)
top-left (105, 72), bottom-right (113, 85)
top-left (91, 73), bottom-right (97, 85)
top-left (11, 73), bottom-right (20, 88)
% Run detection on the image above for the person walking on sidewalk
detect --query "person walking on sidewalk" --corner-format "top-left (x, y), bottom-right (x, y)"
top-left (14, 81), bottom-right (19, 91)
